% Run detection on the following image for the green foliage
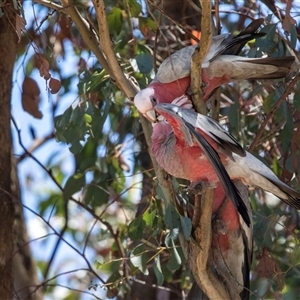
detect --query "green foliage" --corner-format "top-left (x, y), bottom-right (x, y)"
top-left (128, 0), bottom-right (142, 17)
top-left (107, 7), bottom-right (123, 35)
top-left (15, 1), bottom-right (300, 299)
top-left (63, 172), bottom-right (85, 200)
top-left (84, 183), bottom-right (109, 207)
top-left (130, 244), bottom-right (149, 275)
top-left (154, 255), bottom-right (164, 285)
top-left (135, 53), bottom-right (153, 74)
top-left (54, 101), bottom-right (93, 154)
top-left (166, 240), bottom-right (182, 272)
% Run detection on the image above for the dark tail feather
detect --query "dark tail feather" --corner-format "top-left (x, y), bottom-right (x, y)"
top-left (223, 18), bottom-right (265, 55)
top-left (257, 172), bottom-right (300, 209)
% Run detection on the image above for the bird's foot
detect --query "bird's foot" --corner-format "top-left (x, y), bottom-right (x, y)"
top-left (187, 180), bottom-right (217, 195)
top-left (212, 217), bottom-right (228, 235)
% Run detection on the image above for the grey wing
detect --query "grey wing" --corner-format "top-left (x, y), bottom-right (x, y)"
top-left (178, 107), bottom-right (245, 158)
top-left (155, 34), bottom-right (229, 83)
top-left (155, 44), bottom-right (197, 83)
top-left (183, 121), bottom-right (251, 226)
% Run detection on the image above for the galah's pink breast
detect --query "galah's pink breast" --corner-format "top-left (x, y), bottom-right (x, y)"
top-left (151, 122), bottom-right (223, 183)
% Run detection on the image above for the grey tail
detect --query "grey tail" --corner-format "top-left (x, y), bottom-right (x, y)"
top-left (258, 172), bottom-right (300, 209)
top-left (243, 56), bottom-right (295, 79)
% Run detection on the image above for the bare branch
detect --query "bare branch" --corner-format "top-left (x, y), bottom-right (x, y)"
top-left (34, 0), bottom-right (65, 11)
top-left (57, 0), bottom-right (111, 77)
top-left (92, 0), bottom-right (137, 99)
top-left (17, 132), bottom-right (54, 163)
top-left (188, 187), bottom-right (231, 299)
top-left (214, 0), bottom-right (221, 34)
top-left (190, 0), bottom-right (212, 115)
top-left (146, 0), bottom-right (200, 44)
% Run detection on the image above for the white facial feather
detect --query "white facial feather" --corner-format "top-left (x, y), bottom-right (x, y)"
top-left (134, 87), bottom-right (155, 114)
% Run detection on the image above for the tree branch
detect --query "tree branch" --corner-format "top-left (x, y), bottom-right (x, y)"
top-left (34, 0), bottom-right (65, 11)
top-left (91, 0), bottom-right (176, 201)
top-left (17, 132), bottom-right (54, 163)
top-left (188, 187), bottom-right (230, 299)
top-left (146, 0), bottom-right (200, 44)
top-left (57, 0), bottom-right (111, 76)
top-left (92, 0), bottom-right (137, 99)
top-left (190, 0), bottom-right (212, 115)
top-left (33, 0), bottom-right (175, 205)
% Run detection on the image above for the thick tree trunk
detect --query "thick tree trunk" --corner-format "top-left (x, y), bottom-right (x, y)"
top-left (0, 2), bottom-right (18, 298)
top-left (0, 3), bottom-right (42, 299)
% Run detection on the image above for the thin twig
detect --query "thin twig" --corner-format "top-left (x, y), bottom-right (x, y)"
top-left (17, 132), bottom-right (54, 163)
top-left (214, 0), bottom-right (221, 34)
top-left (190, 0), bottom-right (212, 115)
top-left (146, 0), bottom-right (200, 44)
top-left (11, 117), bottom-right (70, 280)
top-left (34, 0), bottom-right (65, 11)
top-left (249, 73), bottom-right (300, 152)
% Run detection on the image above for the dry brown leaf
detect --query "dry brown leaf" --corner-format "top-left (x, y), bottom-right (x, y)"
top-left (58, 15), bottom-right (72, 40)
top-left (16, 14), bottom-right (26, 42)
top-left (49, 77), bottom-right (62, 94)
top-left (256, 248), bottom-right (284, 291)
top-left (78, 57), bottom-right (87, 72)
top-left (283, 0), bottom-right (297, 33)
top-left (22, 77), bottom-right (43, 119)
top-left (22, 77), bottom-right (40, 95)
top-left (256, 248), bottom-right (275, 278)
top-left (35, 54), bottom-right (51, 80)
top-left (274, 261), bottom-right (284, 291)
top-left (89, 91), bottom-right (99, 107)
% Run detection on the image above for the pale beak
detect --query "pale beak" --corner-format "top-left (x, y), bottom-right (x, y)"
top-left (145, 109), bottom-right (157, 122)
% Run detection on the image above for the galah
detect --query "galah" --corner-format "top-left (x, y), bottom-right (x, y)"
top-left (151, 102), bottom-right (300, 215)
top-left (134, 19), bottom-right (295, 109)
top-left (187, 182), bottom-right (252, 300)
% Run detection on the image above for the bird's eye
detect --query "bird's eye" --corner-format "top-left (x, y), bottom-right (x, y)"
top-left (150, 96), bottom-right (157, 104)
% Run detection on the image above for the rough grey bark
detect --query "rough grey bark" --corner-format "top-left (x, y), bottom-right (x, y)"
top-left (0, 2), bottom-right (18, 298)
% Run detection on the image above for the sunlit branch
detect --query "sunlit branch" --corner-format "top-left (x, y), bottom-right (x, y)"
top-left (190, 0), bottom-right (212, 115)
top-left (188, 187), bottom-right (231, 299)
top-left (92, 0), bottom-right (137, 99)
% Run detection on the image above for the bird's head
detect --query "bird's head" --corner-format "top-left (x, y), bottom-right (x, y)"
top-left (134, 87), bottom-right (158, 122)
top-left (134, 86), bottom-right (193, 123)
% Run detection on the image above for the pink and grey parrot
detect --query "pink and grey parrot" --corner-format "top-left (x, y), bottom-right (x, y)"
top-left (134, 19), bottom-right (294, 109)
top-left (151, 102), bottom-right (300, 216)
top-left (148, 102), bottom-right (300, 298)
top-left (134, 19), bottom-right (296, 299)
